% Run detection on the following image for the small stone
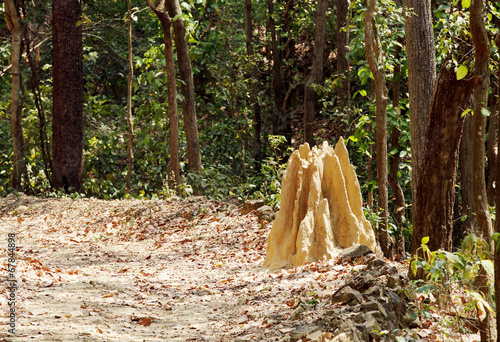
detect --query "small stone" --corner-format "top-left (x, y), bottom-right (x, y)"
top-left (362, 300), bottom-right (387, 317)
top-left (366, 258), bottom-right (388, 271)
top-left (330, 332), bottom-right (353, 342)
top-left (289, 325), bottom-right (322, 342)
top-left (387, 274), bottom-right (401, 289)
top-left (363, 286), bottom-right (383, 298)
top-left (186, 196), bottom-right (207, 203)
top-left (241, 199), bottom-right (265, 214)
top-left (341, 244), bottom-right (373, 261)
top-left (332, 286), bottom-right (363, 305)
top-left (255, 205), bottom-right (275, 221)
top-left (15, 205), bottom-right (29, 214)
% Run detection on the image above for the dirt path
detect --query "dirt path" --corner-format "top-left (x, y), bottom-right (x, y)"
top-left (0, 195), bottom-right (350, 341)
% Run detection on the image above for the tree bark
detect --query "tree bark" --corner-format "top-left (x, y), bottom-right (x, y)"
top-left (364, 0), bottom-right (391, 258)
top-left (388, 47), bottom-right (406, 257)
top-left (412, 67), bottom-right (474, 255)
top-left (126, 0), bottom-right (135, 191)
top-left (495, 29), bottom-right (500, 342)
top-left (486, 88), bottom-right (498, 206)
top-left (267, 0), bottom-right (283, 135)
top-left (304, 0), bottom-right (328, 146)
top-left (25, 26), bottom-right (51, 187)
top-left (145, 0), bottom-right (181, 193)
top-left (458, 117), bottom-right (475, 241)
top-left (52, 0), bottom-right (84, 193)
top-left (470, 0), bottom-right (496, 340)
top-left (281, 0), bottom-right (295, 143)
top-left (165, 0), bottom-right (201, 172)
top-left (5, 0), bottom-right (27, 191)
top-left (244, 0), bottom-right (262, 169)
top-left (336, 0), bottom-right (350, 108)
top-left (403, 0), bottom-right (436, 230)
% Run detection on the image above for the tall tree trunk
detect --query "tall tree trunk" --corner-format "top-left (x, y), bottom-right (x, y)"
top-left (388, 46), bottom-right (406, 257)
top-left (403, 0), bottom-right (436, 233)
top-left (245, 0), bottom-right (262, 169)
top-left (495, 28), bottom-right (500, 342)
top-left (165, 0), bottom-right (201, 172)
top-left (145, 0), bottom-right (180, 193)
top-left (25, 26), bottom-right (51, 187)
top-left (486, 87), bottom-right (498, 206)
top-left (304, 0), bottom-right (328, 146)
top-left (52, 0), bottom-right (84, 193)
top-left (470, 1), bottom-right (496, 340)
top-left (267, 0), bottom-right (283, 135)
top-left (412, 67), bottom-right (474, 255)
top-left (5, 0), bottom-right (27, 191)
top-left (458, 117), bottom-right (475, 243)
top-left (364, 0), bottom-right (391, 258)
top-left (470, 0), bottom-right (494, 251)
top-left (126, 0), bottom-right (135, 191)
top-left (281, 0), bottom-right (294, 143)
top-left (336, 0), bottom-right (350, 109)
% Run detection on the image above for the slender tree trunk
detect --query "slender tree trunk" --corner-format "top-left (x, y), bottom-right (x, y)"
top-left (470, 1), bottom-right (496, 340)
top-left (165, 0), bottom-right (201, 172)
top-left (486, 87), bottom-right (498, 206)
top-left (126, 0), bottom-right (135, 191)
top-left (145, 0), bottom-right (180, 193)
top-left (495, 56), bottom-right (500, 341)
top-left (388, 47), bottom-right (406, 257)
top-left (5, 0), bottom-right (27, 191)
top-left (412, 67), bottom-right (474, 255)
top-left (281, 0), bottom-right (294, 143)
top-left (336, 0), bottom-right (350, 108)
top-left (459, 117), bottom-right (475, 242)
top-left (25, 27), bottom-right (51, 187)
top-left (403, 0), bottom-right (436, 232)
top-left (364, 0), bottom-right (391, 258)
top-left (244, 0), bottom-right (262, 169)
top-left (52, 0), bottom-right (84, 192)
top-left (304, 0), bottom-right (328, 146)
top-left (495, 29), bottom-right (500, 342)
top-left (267, 0), bottom-right (283, 135)
top-left (470, 0), bottom-right (494, 251)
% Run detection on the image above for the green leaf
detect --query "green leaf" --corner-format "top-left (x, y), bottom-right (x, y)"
top-left (480, 260), bottom-right (494, 276)
top-left (422, 236), bottom-right (430, 245)
top-left (359, 89), bottom-right (367, 97)
top-left (461, 108), bottom-right (472, 118)
top-left (462, 0), bottom-right (471, 8)
top-left (442, 251), bottom-right (460, 265)
top-left (456, 64), bottom-right (468, 80)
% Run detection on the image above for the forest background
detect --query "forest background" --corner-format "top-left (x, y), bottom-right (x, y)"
top-left (2, 0), bottom-right (500, 338)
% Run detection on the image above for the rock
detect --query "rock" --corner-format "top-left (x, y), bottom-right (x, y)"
top-left (264, 139), bottom-right (380, 268)
top-left (366, 258), bottom-right (388, 270)
top-left (363, 285), bottom-right (383, 299)
top-left (387, 274), bottom-right (401, 289)
top-left (341, 244), bottom-right (373, 261)
top-left (241, 199), bottom-right (265, 214)
top-left (15, 205), bottom-right (29, 214)
top-left (255, 205), bottom-right (275, 222)
top-left (224, 195), bottom-right (240, 205)
top-left (289, 325), bottom-right (323, 342)
top-left (362, 301), bottom-right (388, 319)
top-left (186, 196), bottom-right (207, 203)
top-left (332, 286), bottom-right (363, 305)
top-left (344, 271), bottom-right (375, 293)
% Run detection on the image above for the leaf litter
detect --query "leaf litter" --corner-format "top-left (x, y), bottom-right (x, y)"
top-left (0, 194), bottom-right (481, 341)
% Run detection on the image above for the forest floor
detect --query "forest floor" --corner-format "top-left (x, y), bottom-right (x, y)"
top-left (0, 194), bottom-right (481, 341)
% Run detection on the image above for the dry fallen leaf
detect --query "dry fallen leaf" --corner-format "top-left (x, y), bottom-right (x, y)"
top-left (138, 317), bottom-right (152, 326)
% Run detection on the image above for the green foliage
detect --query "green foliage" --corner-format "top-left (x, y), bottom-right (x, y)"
top-left (408, 235), bottom-right (495, 326)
